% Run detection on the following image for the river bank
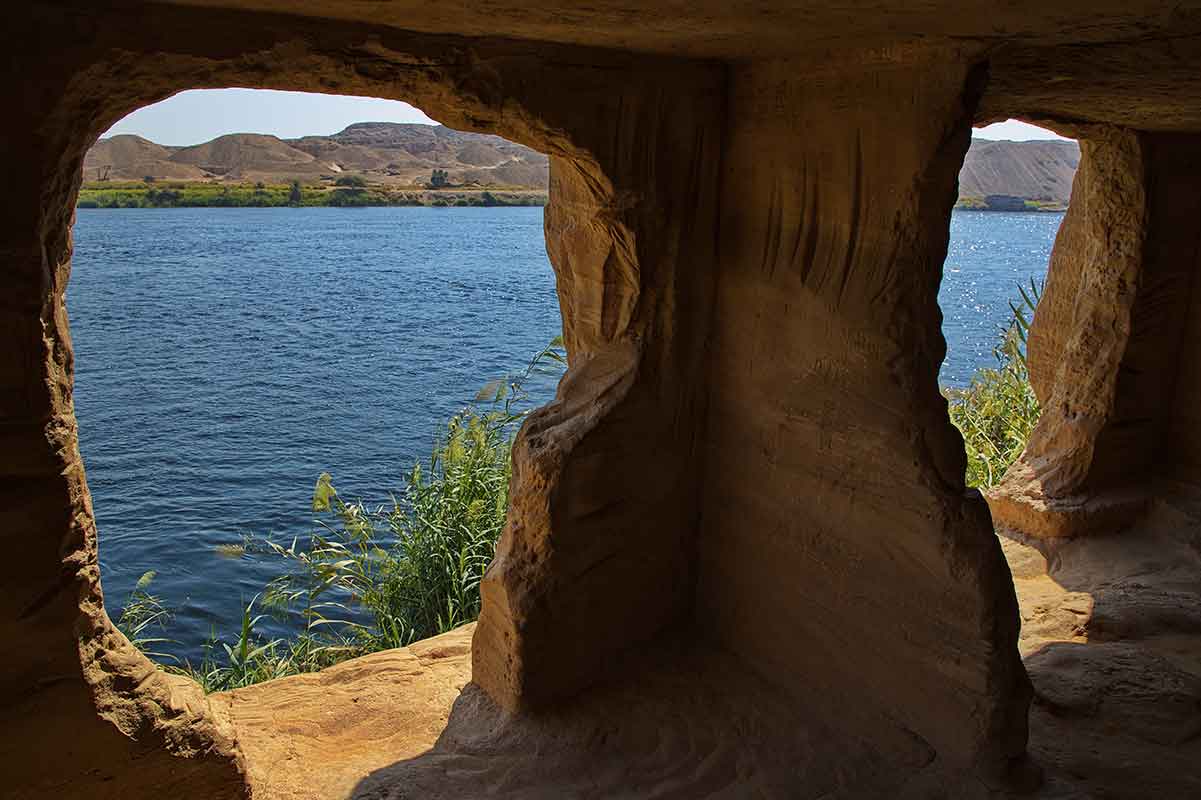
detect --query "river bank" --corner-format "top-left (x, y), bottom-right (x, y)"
top-left (955, 193), bottom-right (1068, 212)
top-left (77, 180), bottom-right (547, 208)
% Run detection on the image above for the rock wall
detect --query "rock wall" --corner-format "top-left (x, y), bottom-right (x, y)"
top-left (1098, 135), bottom-right (1201, 486)
top-left (470, 45), bottom-right (725, 711)
top-left (990, 130), bottom-right (1201, 537)
top-left (697, 52), bottom-right (1030, 781)
top-left (1158, 138), bottom-right (1201, 484)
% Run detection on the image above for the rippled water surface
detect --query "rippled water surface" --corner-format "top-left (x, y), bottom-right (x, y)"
top-left (72, 207), bottom-right (560, 659)
top-left (939, 211), bottom-right (1063, 384)
top-left (70, 207), bottom-right (1061, 660)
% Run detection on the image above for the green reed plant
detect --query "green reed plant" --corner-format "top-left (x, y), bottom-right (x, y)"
top-left (119, 338), bottom-right (568, 691)
top-left (247, 339), bottom-right (565, 655)
top-left (173, 596), bottom-right (308, 692)
top-left (946, 278), bottom-right (1042, 489)
top-left (114, 571), bottom-right (177, 663)
top-left (114, 571), bottom-right (295, 690)
top-left (368, 406), bottom-right (515, 644)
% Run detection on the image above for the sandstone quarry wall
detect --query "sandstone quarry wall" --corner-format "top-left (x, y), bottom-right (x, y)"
top-left (1097, 134), bottom-right (1201, 487)
top-left (470, 47), bottom-right (726, 712)
top-left (697, 53), bottom-right (1030, 780)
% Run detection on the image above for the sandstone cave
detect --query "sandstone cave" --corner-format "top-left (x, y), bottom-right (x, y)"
top-left (5, 3), bottom-right (1201, 798)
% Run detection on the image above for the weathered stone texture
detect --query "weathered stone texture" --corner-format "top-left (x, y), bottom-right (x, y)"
top-left (980, 35), bottom-right (1201, 132)
top-left (990, 129), bottom-right (1201, 537)
top-left (141, 1), bottom-right (1201, 62)
top-left (697, 53), bottom-right (1029, 781)
top-left (472, 56), bottom-right (725, 710)
top-left (1100, 135), bottom-right (1201, 484)
top-left (6, 4), bottom-right (730, 794)
top-left (987, 130), bottom-right (1148, 537)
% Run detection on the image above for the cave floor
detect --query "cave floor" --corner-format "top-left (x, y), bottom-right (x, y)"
top-left (216, 504), bottom-right (1201, 800)
top-left (215, 624), bottom-right (906, 799)
top-left (211, 626), bottom-right (476, 800)
top-left (1004, 492), bottom-right (1201, 800)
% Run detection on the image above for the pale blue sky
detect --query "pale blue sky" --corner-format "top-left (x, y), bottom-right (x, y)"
top-left (102, 88), bottom-right (1068, 145)
top-left (975, 118), bottom-right (1068, 141)
top-left (103, 89), bottom-right (438, 145)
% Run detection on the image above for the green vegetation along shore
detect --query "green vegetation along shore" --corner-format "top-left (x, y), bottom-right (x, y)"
top-left (945, 279), bottom-right (1042, 488)
top-left (78, 179), bottom-right (548, 209)
top-left (80, 181), bottom-right (1061, 213)
top-left (955, 194), bottom-right (1068, 212)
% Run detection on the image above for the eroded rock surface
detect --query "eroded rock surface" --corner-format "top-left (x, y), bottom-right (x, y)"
top-left (212, 627), bottom-right (476, 800)
top-left (991, 129), bottom-right (1201, 539)
top-left (700, 51), bottom-right (1029, 782)
top-left (216, 626), bottom-right (1004, 800)
top-left (198, 512), bottom-right (1201, 800)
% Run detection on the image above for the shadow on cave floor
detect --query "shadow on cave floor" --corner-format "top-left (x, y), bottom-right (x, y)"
top-left (999, 488), bottom-right (1201, 799)
top-left (343, 632), bottom-right (948, 800)
top-left (224, 623), bottom-right (1003, 799)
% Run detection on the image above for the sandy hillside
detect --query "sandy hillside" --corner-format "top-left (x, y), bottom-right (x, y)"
top-left (84, 123), bottom-right (551, 187)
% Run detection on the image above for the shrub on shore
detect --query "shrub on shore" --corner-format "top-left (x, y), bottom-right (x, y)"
top-left (76, 180), bottom-right (547, 208)
top-left (945, 280), bottom-right (1042, 489)
top-left (115, 339), bottom-right (566, 692)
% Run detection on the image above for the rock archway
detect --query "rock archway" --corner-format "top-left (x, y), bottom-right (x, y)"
top-left (979, 35), bottom-right (1201, 542)
top-left (6, 7), bottom-right (725, 795)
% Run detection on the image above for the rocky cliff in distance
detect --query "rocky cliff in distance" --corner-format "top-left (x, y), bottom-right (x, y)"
top-left (960, 138), bottom-right (1080, 207)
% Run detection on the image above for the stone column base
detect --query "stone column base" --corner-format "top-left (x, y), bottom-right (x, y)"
top-left (987, 462), bottom-right (1149, 539)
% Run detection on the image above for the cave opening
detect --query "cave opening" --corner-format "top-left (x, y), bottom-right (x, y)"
top-left (14, 3), bottom-right (1201, 796)
top-left (940, 118), bottom-right (1076, 490)
top-left (70, 88), bottom-right (563, 689)
top-left (948, 116), bottom-right (1201, 793)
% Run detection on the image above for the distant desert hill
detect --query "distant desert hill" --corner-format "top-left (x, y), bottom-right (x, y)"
top-left (85, 135), bottom-right (209, 181)
top-left (959, 138), bottom-right (1080, 206)
top-left (84, 127), bottom-right (1078, 205)
top-left (167, 133), bottom-right (326, 179)
top-left (84, 123), bottom-right (551, 187)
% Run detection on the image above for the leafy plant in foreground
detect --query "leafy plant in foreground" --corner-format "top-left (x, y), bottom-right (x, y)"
top-left (115, 571), bottom-right (298, 690)
top-left (173, 596), bottom-right (303, 692)
top-left (253, 338), bottom-right (565, 654)
top-left (114, 571), bottom-right (177, 663)
top-left (946, 278), bottom-right (1042, 489)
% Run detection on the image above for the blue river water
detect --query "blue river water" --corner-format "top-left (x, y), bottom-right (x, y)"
top-left (69, 207), bottom-right (1062, 662)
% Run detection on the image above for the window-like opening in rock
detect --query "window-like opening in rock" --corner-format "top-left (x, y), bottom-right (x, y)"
top-left (71, 89), bottom-right (563, 689)
top-left (950, 121), bottom-right (1201, 788)
top-left (941, 118), bottom-right (1076, 489)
